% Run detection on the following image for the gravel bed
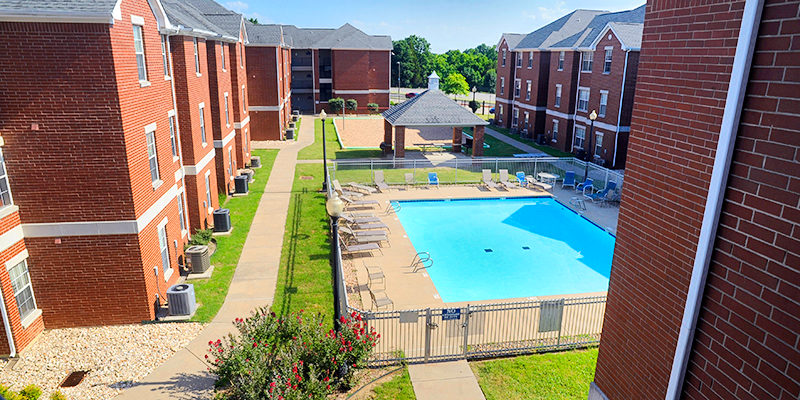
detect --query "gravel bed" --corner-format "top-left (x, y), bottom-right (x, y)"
top-left (0, 322), bottom-right (205, 400)
top-left (251, 140), bottom-right (295, 149)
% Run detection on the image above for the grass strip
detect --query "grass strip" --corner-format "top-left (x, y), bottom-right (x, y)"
top-left (190, 149), bottom-right (279, 322)
top-left (368, 367), bottom-right (416, 400)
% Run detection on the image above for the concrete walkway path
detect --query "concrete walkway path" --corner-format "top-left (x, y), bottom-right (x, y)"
top-left (116, 118), bottom-right (316, 399)
top-left (408, 361), bottom-right (486, 400)
top-left (485, 126), bottom-right (547, 156)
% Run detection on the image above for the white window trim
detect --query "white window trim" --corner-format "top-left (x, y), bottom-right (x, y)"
top-left (502, 49), bottom-right (506, 67)
top-left (558, 51), bottom-right (565, 71)
top-left (578, 87), bottom-right (590, 112)
top-left (157, 217), bottom-right (172, 282)
top-left (500, 77), bottom-right (505, 95)
top-left (528, 52), bottom-right (533, 69)
top-left (552, 119), bottom-right (559, 142)
top-left (525, 80), bottom-right (532, 101)
top-left (573, 124), bottom-right (587, 149)
top-left (224, 92), bottom-right (230, 127)
top-left (523, 111), bottom-right (529, 128)
top-left (516, 52), bottom-right (522, 68)
top-left (0, 148), bottom-right (14, 208)
top-left (193, 38), bottom-right (201, 77)
top-left (512, 108), bottom-right (519, 127)
top-left (599, 90), bottom-right (609, 117)
top-left (199, 103), bottom-right (207, 146)
top-left (220, 42), bottom-right (226, 72)
top-left (6, 251), bottom-right (40, 328)
top-left (130, 15), bottom-right (144, 26)
top-left (514, 79), bottom-right (521, 98)
top-left (204, 170), bottom-right (213, 214)
top-left (132, 24), bottom-right (149, 86)
top-left (604, 48), bottom-right (613, 74)
top-left (145, 123), bottom-right (162, 189)
top-left (581, 51), bottom-right (593, 73)
top-left (555, 84), bottom-right (562, 108)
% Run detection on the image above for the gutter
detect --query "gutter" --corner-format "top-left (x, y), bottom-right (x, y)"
top-left (612, 49), bottom-right (630, 168)
top-left (0, 292), bottom-right (16, 357)
top-left (665, 0), bottom-right (764, 398)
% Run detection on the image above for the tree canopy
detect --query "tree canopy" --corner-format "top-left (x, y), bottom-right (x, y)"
top-left (391, 36), bottom-right (497, 94)
top-left (441, 73), bottom-right (470, 96)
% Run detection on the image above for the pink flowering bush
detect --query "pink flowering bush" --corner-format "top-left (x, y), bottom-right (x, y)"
top-left (208, 307), bottom-right (379, 399)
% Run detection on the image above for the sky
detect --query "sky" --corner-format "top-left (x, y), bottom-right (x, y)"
top-left (224, 0), bottom-right (645, 53)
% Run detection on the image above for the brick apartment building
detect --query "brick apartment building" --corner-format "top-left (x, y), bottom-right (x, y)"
top-left (0, 0), bottom-right (251, 354)
top-left (496, 6), bottom-right (644, 168)
top-left (245, 23), bottom-right (392, 140)
top-left (590, 0), bottom-right (800, 399)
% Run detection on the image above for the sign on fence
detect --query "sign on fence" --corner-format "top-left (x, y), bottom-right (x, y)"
top-left (442, 308), bottom-right (461, 321)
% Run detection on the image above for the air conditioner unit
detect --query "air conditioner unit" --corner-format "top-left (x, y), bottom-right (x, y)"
top-left (234, 176), bottom-right (249, 193)
top-left (240, 169), bottom-right (254, 183)
top-left (185, 245), bottom-right (210, 274)
top-left (250, 156), bottom-right (261, 168)
top-left (213, 208), bottom-right (232, 232)
top-left (167, 284), bottom-right (197, 316)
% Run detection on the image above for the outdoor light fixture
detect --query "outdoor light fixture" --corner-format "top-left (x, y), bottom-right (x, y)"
top-left (472, 86), bottom-right (477, 103)
top-left (320, 110), bottom-right (328, 191)
top-left (325, 195), bottom-right (343, 218)
top-left (326, 195), bottom-right (346, 328)
top-left (584, 110), bottom-right (598, 181)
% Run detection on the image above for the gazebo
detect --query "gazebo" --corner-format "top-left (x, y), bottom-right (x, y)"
top-left (381, 72), bottom-right (490, 158)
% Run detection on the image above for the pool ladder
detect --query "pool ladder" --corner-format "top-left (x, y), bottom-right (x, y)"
top-left (385, 201), bottom-right (400, 215)
top-left (411, 252), bottom-right (433, 273)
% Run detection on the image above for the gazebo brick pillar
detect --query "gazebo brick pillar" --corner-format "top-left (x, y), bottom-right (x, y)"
top-left (384, 120), bottom-right (393, 145)
top-left (395, 126), bottom-right (406, 158)
top-left (472, 125), bottom-right (485, 157)
top-left (452, 127), bottom-right (462, 153)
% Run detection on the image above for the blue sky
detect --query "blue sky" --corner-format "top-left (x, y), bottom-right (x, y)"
top-left (225, 0), bottom-right (645, 53)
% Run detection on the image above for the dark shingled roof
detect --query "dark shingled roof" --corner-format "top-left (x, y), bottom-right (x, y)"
top-left (246, 22), bottom-right (391, 50)
top-left (382, 90), bottom-right (489, 127)
top-left (0, 0), bottom-right (117, 15)
top-left (514, 5), bottom-right (644, 50)
top-left (161, 0), bottom-right (244, 39)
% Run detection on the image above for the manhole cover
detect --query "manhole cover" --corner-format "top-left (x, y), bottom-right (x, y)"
top-left (61, 371), bottom-right (88, 388)
top-left (300, 176), bottom-right (314, 180)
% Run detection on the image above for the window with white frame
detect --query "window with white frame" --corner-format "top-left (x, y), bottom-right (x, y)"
top-left (502, 49), bottom-right (506, 67)
top-left (555, 85), bottom-right (562, 107)
top-left (0, 149), bottom-right (13, 207)
top-left (161, 35), bottom-right (170, 77)
top-left (220, 42), bottom-right (226, 70)
top-left (516, 52), bottom-right (522, 68)
top-left (193, 38), bottom-right (200, 74)
top-left (158, 223), bottom-right (170, 276)
top-left (224, 93), bottom-right (230, 126)
top-left (525, 80), bottom-right (531, 101)
top-left (205, 173), bottom-right (212, 210)
top-left (146, 130), bottom-right (160, 183)
top-left (575, 126), bottom-right (586, 148)
top-left (578, 88), bottom-right (590, 112)
top-left (581, 52), bottom-right (593, 72)
top-left (244, 130), bottom-right (248, 153)
top-left (168, 115), bottom-right (177, 157)
top-left (514, 79), bottom-right (521, 98)
top-left (500, 77), bottom-right (505, 95)
top-left (133, 25), bottom-right (147, 81)
top-left (523, 112), bottom-right (529, 129)
top-left (9, 259), bottom-right (36, 320)
top-left (242, 86), bottom-right (247, 112)
top-left (604, 49), bottom-right (612, 73)
top-left (528, 52), bottom-right (533, 68)
top-left (558, 51), bottom-right (565, 70)
top-left (552, 120), bottom-right (559, 142)
top-left (178, 193), bottom-right (186, 232)
top-left (512, 109), bottom-right (519, 126)
top-left (227, 147), bottom-right (233, 178)
top-left (239, 42), bottom-right (244, 67)
top-left (199, 104), bottom-right (207, 144)
top-left (599, 91), bottom-right (608, 116)
top-left (595, 132), bottom-right (604, 157)
top-left (498, 105), bottom-right (503, 123)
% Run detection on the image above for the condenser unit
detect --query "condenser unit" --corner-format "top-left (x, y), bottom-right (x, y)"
top-left (185, 245), bottom-right (210, 274)
top-left (213, 208), bottom-right (231, 232)
top-left (167, 284), bottom-right (197, 316)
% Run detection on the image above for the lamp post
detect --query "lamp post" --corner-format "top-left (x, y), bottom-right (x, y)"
top-left (397, 61), bottom-right (401, 96)
top-left (584, 110), bottom-right (598, 181)
top-left (472, 86), bottom-right (477, 102)
top-left (325, 195), bottom-right (346, 329)
top-left (321, 110), bottom-right (329, 191)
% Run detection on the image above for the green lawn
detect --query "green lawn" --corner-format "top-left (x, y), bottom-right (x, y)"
top-left (191, 149), bottom-right (279, 322)
top-left (293, 117), bottom-right (301, 141)
top-left (272, 163), bottom-right (335, 321)
top-left (368, 368), bottom-right (416, 400)
top-left (463, 126), bottom-right (524, 157)
top-left (486, 124), bottom-right (574, 158)
top-left (470, 348), bottom-right (599, 400)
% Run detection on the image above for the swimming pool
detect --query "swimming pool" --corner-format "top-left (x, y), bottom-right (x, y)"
top-left (395, 197), bottom-right (615, 303)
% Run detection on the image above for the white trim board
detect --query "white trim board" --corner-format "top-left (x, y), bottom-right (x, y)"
top-left (0, 225), bottom-right (24, 254)
top-left (233, 115), bottom-right (250, 129)
top-left (214, 130), bottom-right (236, 148)
top-left (183, 149), bottom-right (216, 175)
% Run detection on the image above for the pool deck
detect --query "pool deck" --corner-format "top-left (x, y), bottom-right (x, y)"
top-left (343, 183), bottom-right (618, 312)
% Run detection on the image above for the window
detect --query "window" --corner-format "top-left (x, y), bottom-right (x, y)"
top-left (512, 109), bottom-right (519, 126)
top-left (581, 52), bottom-right (593, 72)
top-left (244, 130), bottom-right (248, 153)
top-left (242, 86), bottom-right (247, 112)
top-left (514, 79), bottom-right (521, 98)
top-left (523, 112), bottom-right (529, 128)
top-left (500, 77), bottom-right (505, 95)
top-left (595, 133), bottom-right (604, 157)
top-left (220, 42), bottom-right (226, 70)
top-left (525, 81), bottom-right (531, 101)
top-left (516, 52), bottom-right (522, 68)
top-left (161, 35), bottom-right (170, 77)
top-left (158, 223), bottom-right (169, 275)
top-left (168, 115), bottom-right (178, 157)
top-left (224, 93), bottom-right (230, 126)
top-left (199, 104), bottom-right (207, 144)
top-left (178, 193), bottom-right (186, 232)
top-left (239, 43), bottom-right (243, 67)
top-left (604, 49), bottom-right (612, 73)
top-left (228, 147), bottom-right (234, 178)
top-left (558, 51), bottom-right (565, 70)
top-left (205, 173), bottom-right (212, 210)
top-left (578, 89), bottom-right (590, 112)
top-left (528, 52), bottom-right (533, 68)
top-left (193, 38), bottom-right (200, 74)
top-left (599, 91), bottom-right (608, 117)
top-left (0, 149), bottom-right (13, 207)
top-left (502, 49), bottom-right (506, 67)
top-left (146, 130), bottom-right (159, 183)
top-left (9, 260), bottom-right (36, 320)
top-left (575, 126), bottom-right (586, 148)
top-left (133, 25), bottom-right (147, 81)
top-left (498, 105), bottom-right (503, 123)
top-left (555, 85), bottom-right (562, 108)
top-left (552, 120), bottom-right (559, 142)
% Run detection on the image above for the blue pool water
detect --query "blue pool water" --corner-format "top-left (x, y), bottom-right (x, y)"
top-left (396, 197), bottom-right (615, 302)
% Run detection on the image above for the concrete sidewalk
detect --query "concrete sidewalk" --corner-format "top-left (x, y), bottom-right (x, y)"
top-left (116, 118), bottom-right (316, 399)
top-left (408, 361), bottom-right (486, 400)
top-left (485, 126), bottom-right (548, 156)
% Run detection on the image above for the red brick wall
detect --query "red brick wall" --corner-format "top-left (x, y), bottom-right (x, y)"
top-left (230, 36), bottom-right (251, 166)
top-left (682, 1), bottom-right (800, 398)
top-left (246, 46), bottom-right (281, 140)
top-left (207, 40), bottom-right (236, 190)
top-left (332, 49), bottom-right (391, 112)
top-left (593, 0), bottom-right (746, 398)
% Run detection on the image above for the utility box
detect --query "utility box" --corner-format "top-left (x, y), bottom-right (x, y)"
top-left (167, 284), bottom-right (197, 316)
top-left (213, 209), bottom-right (231, 232)
top-left (185, 245), bottom-right (210, 274)
top-left (285, 128), bottom-right (294, 140)
top-left (234, 175), bottom-right (249, 193)
top-left (250, 156), bottom-right (261, 168)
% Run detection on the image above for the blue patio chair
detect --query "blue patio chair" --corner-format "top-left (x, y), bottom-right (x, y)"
top-left (428, 172), bottom-right (439, 188)
top-left (562, 171), bottom-right (576, 189)
top-left (516, 171), bottom-right (527, 187)
top-left (576, 178), bottom-right (594, 194)
top-left (584, 181), bottom-right (617, 204)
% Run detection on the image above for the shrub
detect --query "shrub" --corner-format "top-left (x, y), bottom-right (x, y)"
top-left (367, 103), bottom-right (379, 113)
top-left (208, 308), bottom-right (379, 399)
top-left (468, 100), bottom-right (480, 113)
top-left (49, 392), bottom-right (67, 400)
top-left (345, 99), bottom-right (357, 112)
top-left (328, 98), bottom-right (344, 114)
top-left (189, 228), bottom-right (214, 246)
top-left (19, 385), bottom-right (41, 400)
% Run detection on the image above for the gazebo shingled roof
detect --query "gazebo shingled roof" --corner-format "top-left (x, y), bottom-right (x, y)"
top-left (381, 89), bottom-right (489, 127)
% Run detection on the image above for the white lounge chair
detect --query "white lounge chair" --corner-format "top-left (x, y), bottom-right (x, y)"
top-left (405, 173), bottom-right (416, 190)
top-left (373, 170), bottom-right (390, 192)
top-left (369, 288), bottom-right (393, 311)
top-left (341, 227), bottom-right (389, 247)
top-left (348, 182), bottom-right (377, 194)
top-left (332, 179), bottom-right (363, 198)
top-left (363, 261), bottom-right (385, 290)
top-left (482, 169), bottom-right (500, 189)
top-left (339, 238), bottom-right (383, 256)
top-left (341, 214), bottom-right (391, 232)
top-left (340, 195), bottom-right (380, 209)
top-left (499, 169), bottom-right (520, 189)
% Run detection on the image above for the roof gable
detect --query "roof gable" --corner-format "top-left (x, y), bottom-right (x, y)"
top-left (382, 89), bottom-right (489, 127)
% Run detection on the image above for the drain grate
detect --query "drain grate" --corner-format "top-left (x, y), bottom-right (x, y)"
top-left (60, 371), bottom-right (87, 388)
top-left (522, 246), bottom-right (530, 250)
top-left (484, 249), bottom-right (493, 253)
top-left (299, 176), bottom-right (314, 180)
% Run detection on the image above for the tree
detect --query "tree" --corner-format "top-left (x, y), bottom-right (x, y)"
top-left (329, 98), bottom-right (344, 113)
top-left (345, 99), bottom-right (357, 112)
top-left (441, 73), bottom-right (469, 97)
top-left (247, 17), bottom-right (258, 24)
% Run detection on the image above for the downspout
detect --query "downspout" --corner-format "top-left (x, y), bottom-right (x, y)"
top-left (572, 51), bottom-right (582, 151)
top-left (0, 293), bottom-right (16, 357)
top-left (665, 0), bottom-right (764, 398)
top-left (612, 49), bottom-right (630, 168)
